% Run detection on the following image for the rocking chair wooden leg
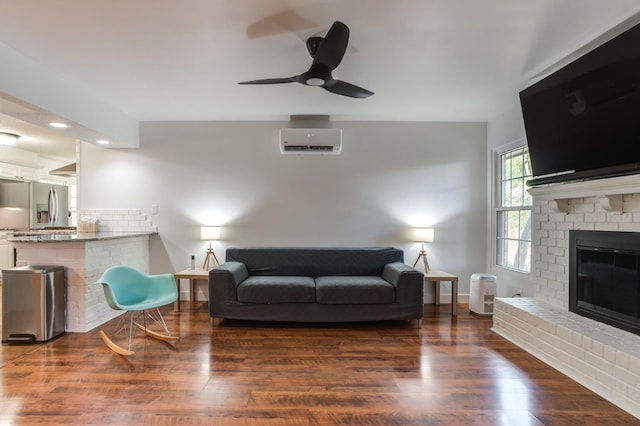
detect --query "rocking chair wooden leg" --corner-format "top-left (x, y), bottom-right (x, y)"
top-left (99, 330), bottom-right (135, 356)
top-left (134, 322), bottom-right (180, 341)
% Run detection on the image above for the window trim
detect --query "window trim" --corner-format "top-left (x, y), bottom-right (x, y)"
top-left (491, 138), bottom-right (532, 275)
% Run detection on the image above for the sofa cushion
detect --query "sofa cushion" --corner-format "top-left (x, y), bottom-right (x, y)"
top-left (316, 276), bottom-right (395, 305)
top-left (237, 276), bottom-right (316, 304)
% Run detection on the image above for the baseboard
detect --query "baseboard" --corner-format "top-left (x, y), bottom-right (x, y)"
top-left (424, 294), bottom-right (469, 304)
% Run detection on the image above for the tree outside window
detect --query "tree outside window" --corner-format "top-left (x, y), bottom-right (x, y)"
top-left (496, 146), bottom-right (532, 272)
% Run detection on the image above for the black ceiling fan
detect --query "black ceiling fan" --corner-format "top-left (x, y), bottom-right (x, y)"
top-left (238, 21), bottom-right (374, 99)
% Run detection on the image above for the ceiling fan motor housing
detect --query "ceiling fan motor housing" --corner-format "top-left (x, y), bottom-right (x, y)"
top-left (306, 36), bottom-right (323, 57)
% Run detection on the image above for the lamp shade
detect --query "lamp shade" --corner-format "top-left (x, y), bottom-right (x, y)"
top-left (200, 226), bottom-right (221, 241)
top-left (413, 227), bottom-right (434, 243)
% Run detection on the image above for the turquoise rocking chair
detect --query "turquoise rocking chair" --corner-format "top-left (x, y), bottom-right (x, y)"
top-left (97, 266), bottom-right (179, 355)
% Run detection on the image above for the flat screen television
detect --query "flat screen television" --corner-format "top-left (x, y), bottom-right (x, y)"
top-left (521, 22), bottom-right (640, 186)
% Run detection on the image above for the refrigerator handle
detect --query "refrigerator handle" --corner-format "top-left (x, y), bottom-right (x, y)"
top-left (47, 188), bottom-right (56, 224)
top-left (48, 188), bottom-right (54, 224)
top-left (53, 188), bottom-right (58, 224)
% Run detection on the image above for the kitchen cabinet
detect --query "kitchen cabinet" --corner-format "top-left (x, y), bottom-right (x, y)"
top-left (17, 166), bottom-right (38, 181)
top-left (0, 162), bottom-right (38, 181)
top-left (0, 162), bottom-right (19, 179)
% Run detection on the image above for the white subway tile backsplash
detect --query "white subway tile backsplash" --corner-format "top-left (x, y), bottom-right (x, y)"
top-left (79, 208), bottom-right (158, 233)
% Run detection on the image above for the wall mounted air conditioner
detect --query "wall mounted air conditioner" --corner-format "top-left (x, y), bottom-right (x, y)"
top-left (279, 128), bottom-right (342, 154)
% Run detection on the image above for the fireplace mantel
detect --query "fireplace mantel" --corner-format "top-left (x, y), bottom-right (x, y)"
top-left (528, 174), bottom-right (640, 213)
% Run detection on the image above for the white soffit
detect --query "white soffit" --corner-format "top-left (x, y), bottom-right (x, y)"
top-left (0, 42), bottom-right (139, 149)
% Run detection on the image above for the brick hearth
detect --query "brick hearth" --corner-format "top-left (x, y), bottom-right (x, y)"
top-left (492, 175), bottom-right (640, 418)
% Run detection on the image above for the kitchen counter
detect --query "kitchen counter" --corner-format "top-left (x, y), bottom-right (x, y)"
top-left (11, 232), bottom-right (154, 332)
top-left (9, 231), bottom-right (157, 243)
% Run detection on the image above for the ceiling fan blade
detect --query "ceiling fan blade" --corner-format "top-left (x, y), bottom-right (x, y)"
top-left (312, 21), bottom-right (349, 70)
top-left (323, 80), bottom-right (374, 98)
top-left (238, 77), bottom-right (296, 85)
top-left (239, 21), bottom-right (372, 98)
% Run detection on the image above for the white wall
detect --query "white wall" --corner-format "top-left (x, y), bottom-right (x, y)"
top-left (80, 120), bottom-right (487, 298)
top-left (486, 107), bottom-right (534, 297)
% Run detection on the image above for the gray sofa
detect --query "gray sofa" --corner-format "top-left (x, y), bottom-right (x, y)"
top-left (208, 247), bottom-right (424, 325)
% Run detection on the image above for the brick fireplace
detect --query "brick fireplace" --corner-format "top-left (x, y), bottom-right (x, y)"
top-left (492, 174), bottom-right (640, 418)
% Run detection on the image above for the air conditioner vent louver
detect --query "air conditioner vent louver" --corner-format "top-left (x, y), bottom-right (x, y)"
top-left (283, 145), bottom-right (311, 151)
top-left (280, 128), bottom-right (342, 154)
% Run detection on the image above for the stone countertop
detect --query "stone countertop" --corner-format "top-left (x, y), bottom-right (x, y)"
top-left (9, 231), bottom-right (157, 243)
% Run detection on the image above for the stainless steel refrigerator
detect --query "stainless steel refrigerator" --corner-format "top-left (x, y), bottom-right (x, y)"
top-left (0, 180), bottom-right (69, 229)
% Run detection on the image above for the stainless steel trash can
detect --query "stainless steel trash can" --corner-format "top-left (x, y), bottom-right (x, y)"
top-left (2, 265), bottom-right (66, 343)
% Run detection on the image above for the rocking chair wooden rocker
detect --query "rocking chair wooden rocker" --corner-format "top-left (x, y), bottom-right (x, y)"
top-left (97, 266), bottom-right (179, 355)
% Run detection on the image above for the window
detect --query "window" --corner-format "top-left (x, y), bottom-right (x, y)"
top-left (496, 145), bottom-right (532, 272)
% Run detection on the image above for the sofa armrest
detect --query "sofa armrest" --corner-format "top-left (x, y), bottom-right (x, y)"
top-left (212, 261), bottom-right (249, 283)
top-left (209, 261), bottom-right (249, 302)
top-left (382, 262), bottom-right (421, 285)
top-left (382, 262), bottom-right (424, 304)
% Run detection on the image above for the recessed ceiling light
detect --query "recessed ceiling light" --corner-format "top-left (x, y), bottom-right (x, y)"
top-left (49, 122), bottom-right (69, 128)
top-left (96, 140), bottom-right (110, 145)
top-left (0, 132), bottom-right (20, 146)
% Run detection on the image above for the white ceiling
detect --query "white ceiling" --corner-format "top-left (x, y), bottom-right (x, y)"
top-left (1, 0), bottom-right (640, 161)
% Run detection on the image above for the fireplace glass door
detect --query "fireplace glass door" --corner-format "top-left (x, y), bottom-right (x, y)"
top-left (570, 230), bottom-right (640, 336)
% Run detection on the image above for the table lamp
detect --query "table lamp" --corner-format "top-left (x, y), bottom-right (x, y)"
top-left (413, 228), bottom-right (434, 272)
top-left (201, 226), bottom-right (221, 270)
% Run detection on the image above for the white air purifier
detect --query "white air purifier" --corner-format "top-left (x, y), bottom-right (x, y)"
top-left (469, 273), bottom-right (497, 316)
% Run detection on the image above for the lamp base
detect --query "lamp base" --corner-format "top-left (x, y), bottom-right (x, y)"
top-left (412, 248), bottom-right (430, 272)
top-left (202, 243), bottom-right (220, 270)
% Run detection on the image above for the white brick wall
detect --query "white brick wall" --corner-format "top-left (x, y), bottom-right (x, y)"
top-left (533, 194), bottom-right (640, 308)
top-left (494, 183), bottom-right (640, 419)
top-left (14, 235), bottom-right (150, 332)
top-left (84, 236), bottom-right (150, 331)
top-left (493, 298), bottom-right (640, 418)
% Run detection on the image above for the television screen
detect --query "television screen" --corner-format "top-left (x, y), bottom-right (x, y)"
top-left (521, 22), bottom-right (640, 185)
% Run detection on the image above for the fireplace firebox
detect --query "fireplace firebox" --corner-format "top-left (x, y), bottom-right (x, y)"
top-left (569, 230), bottom-right (640, 336)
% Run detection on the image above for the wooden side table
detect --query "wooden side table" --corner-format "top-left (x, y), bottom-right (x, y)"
top-left (424, 270), bottom-right (458, 316)
top-left (173, 268), bottom-right (210, 312)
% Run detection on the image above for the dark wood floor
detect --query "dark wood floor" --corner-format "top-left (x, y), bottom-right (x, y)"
top-left (0, 302), bottom-right (637, 425)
